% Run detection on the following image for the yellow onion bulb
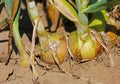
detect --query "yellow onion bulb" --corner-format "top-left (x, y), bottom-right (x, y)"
top-left (68, 31), bottom-right (102, 62)
top-left (38, 32), bottom-right (67, 64)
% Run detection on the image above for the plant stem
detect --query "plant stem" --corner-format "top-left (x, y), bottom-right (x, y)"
top-left (12, 6), bottom-right (29, 66)
top-left (26, 0), bottom-right (46, 34)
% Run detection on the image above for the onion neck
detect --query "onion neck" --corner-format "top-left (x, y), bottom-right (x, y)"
top-left (75, 22), bottom-right (89, 36)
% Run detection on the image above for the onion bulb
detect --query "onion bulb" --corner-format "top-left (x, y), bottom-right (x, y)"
top-left (68, 31), bottom-right (102, 62)
top-left (37, 27), bottom-right (67, 64)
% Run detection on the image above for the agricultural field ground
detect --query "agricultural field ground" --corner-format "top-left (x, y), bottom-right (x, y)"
top-left (0, 2), bottom-right (120, 84)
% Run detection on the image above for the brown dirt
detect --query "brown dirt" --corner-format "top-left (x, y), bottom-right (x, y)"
top-left (0, 2), bottom-right (120, 84)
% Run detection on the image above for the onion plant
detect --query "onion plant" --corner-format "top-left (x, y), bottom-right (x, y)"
top-left (26, 0), bottom-right (68, 75)
top-left (49, 0), bottom-right (120, 66)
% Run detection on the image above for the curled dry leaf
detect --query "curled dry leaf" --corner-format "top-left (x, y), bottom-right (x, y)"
top-left (49, 0), bottom-right (78, 23)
